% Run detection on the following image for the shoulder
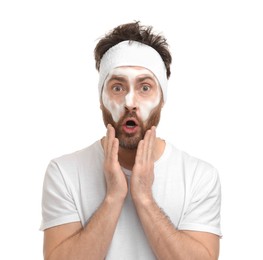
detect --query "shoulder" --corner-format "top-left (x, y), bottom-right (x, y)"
top-left (43, 140), bottom-right (104, 194)
top-left (166, 142), bottom-right (219, 184)
top-left (45, 140), bottom-right (103, 182)
top-left (51, 140), bottom-right (103, 168)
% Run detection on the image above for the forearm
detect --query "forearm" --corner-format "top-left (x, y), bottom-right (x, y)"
top-left (47, 196), bottom-right (124, 260)
top-left (134, 198), bottom-right (214, 260)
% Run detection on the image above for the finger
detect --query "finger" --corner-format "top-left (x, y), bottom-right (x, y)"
top-left (111, 137), bottom-right (119, 162)
top-left (147, 126), bottom-right (156, 161)
top-left (105, 124), bottom-right (115, 160)
top-left (106, 124), bottom-right (115, 152)
top-left (135, 140), bottom-right (144, 164)
top-left (103, 126), bottom-right (109, 152)
top-left (107, 125), bottom-right (120, 163)
top-left (142, 129), bottom-right (152, 161)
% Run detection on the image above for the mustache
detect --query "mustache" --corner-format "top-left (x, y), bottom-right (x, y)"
top-left (124, 111), bottom-right (137, 118)
top-left (120, 111), bottom-right (140, 123)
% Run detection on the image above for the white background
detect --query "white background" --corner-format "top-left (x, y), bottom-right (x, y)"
top-left (1, 0), bottom-right (262, 259)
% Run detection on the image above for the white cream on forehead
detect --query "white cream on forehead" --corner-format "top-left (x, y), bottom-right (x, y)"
top-left (102, 67), bottom-right (161, 123)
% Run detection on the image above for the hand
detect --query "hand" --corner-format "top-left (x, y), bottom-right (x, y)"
top-left (131, 126), bottom-right (156, 204)
top-left (103, 124), bottom-right (128, 201)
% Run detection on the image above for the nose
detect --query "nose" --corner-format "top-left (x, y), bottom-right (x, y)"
top-left (124, 91), bottom-right (137, 112)
top-left (124, 105), bottom-right (137, 113)
top-left (125, 98), bottom-right (137, 112)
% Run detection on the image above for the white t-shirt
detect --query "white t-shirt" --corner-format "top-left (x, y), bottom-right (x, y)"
top-left (40, 140), bottom-right (222, 259)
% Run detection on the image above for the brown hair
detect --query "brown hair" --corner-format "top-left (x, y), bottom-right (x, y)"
top-left (94, 21), bottom-right (172, 79)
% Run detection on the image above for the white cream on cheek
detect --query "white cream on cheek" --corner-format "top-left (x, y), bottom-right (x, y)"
top-left (102, 70), bottom-right (125, 122)
top-left (102, 67), bottom-right (161, 122)
top-left (102, 87), bottom-right (124, 122)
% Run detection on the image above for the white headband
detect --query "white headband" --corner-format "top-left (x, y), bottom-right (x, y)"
top-left (98, 40), bottom-right (168, 102)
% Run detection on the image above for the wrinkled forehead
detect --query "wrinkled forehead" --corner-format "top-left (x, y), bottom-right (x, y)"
top-left (105, 66), bottom-right (158, 82)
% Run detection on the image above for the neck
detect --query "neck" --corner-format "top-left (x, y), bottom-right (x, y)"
top-left (118, 147), bottom-right (137, 170)
top-left (118, 138), bottom-right (165, 170)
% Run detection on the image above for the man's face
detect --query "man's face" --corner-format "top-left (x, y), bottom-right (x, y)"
top-left (101, 66), bottom-right (163, 150)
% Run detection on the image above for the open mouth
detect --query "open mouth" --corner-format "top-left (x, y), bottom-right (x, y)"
top-left (125, 120), bottom-right (137, 128)
top-left (123, 118), bottom-right (139, 130)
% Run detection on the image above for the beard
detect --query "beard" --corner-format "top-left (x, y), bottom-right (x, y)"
top-left (101, 101), bottom-right (162, 150)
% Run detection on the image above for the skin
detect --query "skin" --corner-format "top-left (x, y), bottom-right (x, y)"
top-left (102, 66), bottom-right (162, 123)
top-left (100, 66), bottom-right (163, 151)
top-left (43, 66), bottom-right (220, 260)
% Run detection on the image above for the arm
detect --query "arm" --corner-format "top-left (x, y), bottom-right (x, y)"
top-left (44, 125), bottom-right (128, 260)
top-left (131, 127), bottom-right (219, 260)
top-left (44, 196), bottom-right (125, 260)
top-left (132, 198), bottom-right (219, 260)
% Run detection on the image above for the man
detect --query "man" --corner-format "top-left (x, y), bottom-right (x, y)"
top-left (40, 21), bottom-right (222, 260)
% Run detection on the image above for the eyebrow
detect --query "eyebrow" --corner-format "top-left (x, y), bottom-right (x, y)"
top-left (107, 74), bottom-right (156, 85)
top-left (136, 75), bottom-right (156, 83)
top-left (107, 75), bottom-right (128, 84)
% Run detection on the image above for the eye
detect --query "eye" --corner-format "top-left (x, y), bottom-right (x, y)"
top-left (141, 85), bottom-right (151, 92)
top-left (112, 85), bottom-right (124, 92)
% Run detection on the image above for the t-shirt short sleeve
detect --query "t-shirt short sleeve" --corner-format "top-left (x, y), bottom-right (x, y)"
top-left (178, 163), bottom-right (222, 237)
top-left (40, 160), bottom-right (80, 231)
